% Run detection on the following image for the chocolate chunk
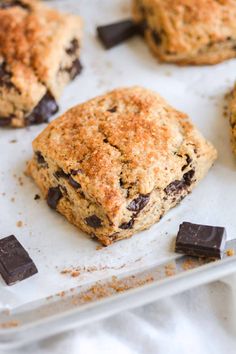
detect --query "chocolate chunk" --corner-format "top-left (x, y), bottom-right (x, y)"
top-left (85, 215), bottom-right (102, 228)
top-left (66, 38), bottom-right (79, 56)
top-left (35, 151), bottom-right (47, 167)
top-left (47, 186), bottom-right (63, 209)
top-left (0, 235), bottom-right (38, 285)
top-left (54, 169), bottom-right (68, 180)
top-left (107, 107), bottom-right (117, 113)
top-left (164, 169), bottom-right (195, 195)
top-left (119, 218), bottom-right (135, 230)
top-left (0, 117), bottom-right (12, 127)
top-left (0, 62), bottom-right (14, 89)
top-left (65, 58), bottom-right (83, 80)
top-left (181, 154), bottom-right (192, 171)
top-left (97, 19), bottom-right (140, 49)
top-left (151, 30), bottom-right (162, 45)
top-left (26, 91), bottom-right (59, 125)
top-left (68, 176), bottom-right (81, 189)
top-left (0, 0), bottom-right (29, 10)
top-left (71, 169), bottom-right (83, 175)
top-left (175, 222), bottom-right (227, 259)
top-left (127, 194), bottom-right (150, 212)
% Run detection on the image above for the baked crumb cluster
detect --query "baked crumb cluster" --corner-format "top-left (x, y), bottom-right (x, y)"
top-left (28, 87), bottom-right (217, 245)
top-left (132, 0), bottom-right (236, 65)
top-left (0, 0), bottom-right (82, 127)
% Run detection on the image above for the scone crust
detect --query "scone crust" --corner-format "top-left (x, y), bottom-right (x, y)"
top-left (133, 0), bottom-right (236, 65)
top-left (28, 87), bottom-right (217, 245)
top-left (0, 0), bottom-right (82, 127)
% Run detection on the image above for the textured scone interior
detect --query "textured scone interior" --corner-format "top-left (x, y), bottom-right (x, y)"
top-left (0, 0), bottom-right (82, 127)
top-left (27, 87), bottom-right (217, 245)
top-left (132, 0), bottom-right (236, 65)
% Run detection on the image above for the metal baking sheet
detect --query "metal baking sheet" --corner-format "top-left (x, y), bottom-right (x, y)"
top-left (0, 0), bottom-right (236, 348)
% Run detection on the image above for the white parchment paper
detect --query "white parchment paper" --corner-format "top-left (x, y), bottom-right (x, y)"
top-left (0, 0), bottom-right (236, 310)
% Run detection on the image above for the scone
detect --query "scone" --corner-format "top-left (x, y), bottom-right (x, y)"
top-left (0, 0), bottom-right (82, 128)
top-left (27, 87), bottom-right (217, 246)
top-left (228, 84), bottom-right (236, 155)
top-left (133, 0), bottom-right (236, 65)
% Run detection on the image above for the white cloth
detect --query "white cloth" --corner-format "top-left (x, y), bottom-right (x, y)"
top-left (5, 276), bottom-right (236, 354)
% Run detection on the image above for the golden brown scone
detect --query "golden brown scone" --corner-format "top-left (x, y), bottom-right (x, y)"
top-left (27, 86), bottom-right (217, 246)
top-left (133, 0), bottom-right (236, 65)
top-left (0, 0), bottom-right (82, 128)
top-left (228, 84), bottom-right (236, 155)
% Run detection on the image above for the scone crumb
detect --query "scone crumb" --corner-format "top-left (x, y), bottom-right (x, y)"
top-left (226, 249), bottom-right (235, 257)
top-left (0, 320), bottom-right (19, 329)
top-left (16, 220), bottom-right (23, 228)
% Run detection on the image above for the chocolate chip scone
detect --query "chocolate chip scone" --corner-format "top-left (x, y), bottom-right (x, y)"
top-left (0, 0), bottom-right (82, 128)
top-left (133, 0), bottom-right (236, 65)
top-left (27, 87), bottom-right (217, 246)
top-left (228, 84), bottom-right (236, 156)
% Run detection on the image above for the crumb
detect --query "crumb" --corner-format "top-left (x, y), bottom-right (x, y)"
top-left (0, 320), bottom-right (19, 329)
top-left (96, 245), bottom-right (103, 250)
top-left (16, 220), bottom-right (23, 228)
top-left (165, 263), bottom-right (176, 277)
top-left (226, 249), bottom-right (235, 257)
top-left (9, 139), bottom-right (17, 143)
top-left (18, 177), bottom-right (24, 186)
top-left (11, 197), bottom-right (15, 202)
top-left (34, 194), bottom-right (40, 200)
top-left (71, 270), bottom-right (80, 277)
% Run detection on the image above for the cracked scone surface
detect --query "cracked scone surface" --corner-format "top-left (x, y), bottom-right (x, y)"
top-left (27, 87), bottom-right (217, 246)
top-left (0, 0), bottom-right (82, 128)
top-left (228, 84), bottom-right (236, 156)
top-left (133, 0), bottom-right (236, 65)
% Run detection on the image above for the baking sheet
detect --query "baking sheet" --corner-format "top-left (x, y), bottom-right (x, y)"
top-left (0, 0), bottom-right (236, 311)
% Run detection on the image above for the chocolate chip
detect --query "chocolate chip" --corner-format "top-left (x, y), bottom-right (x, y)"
top-left (183, 169), bottom-right (195, 186)
top-left (62, 58), bottom-right (82, 81)
top-left (35, 151), bottom-right (47, 167)
top-left (85, 215), bottom-right (102, 228)
top-left (103, 138), bottom-right (109, 143)
top-left (107, 107), bottom-right (117, 113)
top-left (181, 154), bottom-right (192, 171)
top-left (0, 0), bottom-right (29, 10)
top-left (66, 38), bottom-right (79, 56)
top-left (26, 91), bottom-right (59, 125)
top-left (127, 194), bottom-right (150, 212)
top-left (71, 169), bottom-right (83, 175)
top-left (47, 186), bottom-right (62, 209)
top-left (68, 176), bottom-right (81, 189)
top-left (34, 194), bottom-right (40, 200)
top-left (0, 117), bottom-right (12, 127)
top-left (119, 218), bottom-right (134, 230)
top-left (151, 30), bottom-right (162, 45)
top-left (0, 62), bottom-right (14, 89)
top-left (164, 169), bottom-right (195, 195)
top-left (97, 19), bottom-right (140, 49)
top-left (54, 169), bottom-right (68, 180)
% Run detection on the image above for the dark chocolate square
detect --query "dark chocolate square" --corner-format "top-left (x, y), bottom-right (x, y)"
top-left (175, 222), bottom-right (227, 259)
top-left (0, 235), bottom-right (38, 285)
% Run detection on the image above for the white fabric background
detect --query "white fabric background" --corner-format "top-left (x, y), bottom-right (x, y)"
top-left (4, 276), bottom-right (236, 354)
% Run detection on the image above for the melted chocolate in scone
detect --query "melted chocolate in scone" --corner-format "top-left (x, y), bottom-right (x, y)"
top-left (26, 92), bottom-right (59, 125)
